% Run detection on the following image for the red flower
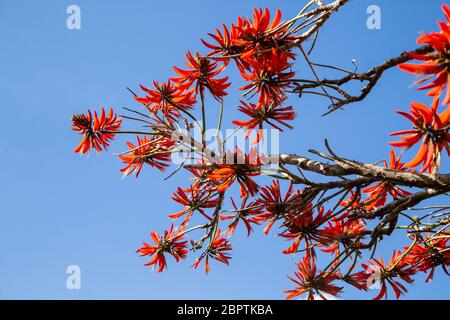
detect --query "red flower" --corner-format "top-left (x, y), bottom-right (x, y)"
top-left (239, 48), bottom-right (295, 106)
top-left (233, 8), bottom-right (297, 59)
top-left (405, 235), bottom-right (450, 282)
top-left (390, 101), bottom-right (450, 173)
top-left (201, 23), bottom-right (245, 66)
top-left (285, 255), bottom-right (343, 300)
top-left (72, 107), bottom-right (122, 154)
top-left (220, 197), bottom-right (265, 237)
top-left (321, 219), bottom-right (366, 258)
top-left (207, 148), bottom-right (262, 197)
top-left (363, 151), bottom-right (412, 210)
top-left (137, 224), bottom-right (188, 272)
top-left (134, 80), bottom-right (196, 119)
top-left (399, 5), bottom-right (450, 104)
top-left (281, 206), bottom-right (331, 255)
top-left (360, 251), bottom-right (416, 300)
top-left (192, 229), bottom-right (232, 273)
top-left (254, 180), bottom-right (303, 235)
top-left (202, 8), bottom-right (297, 65)
top-left (172, 51), bottom-right (231, 100)
top-left (169, 185), bottom-right (219, 224)
top-left (232, 100), bottom-right (295, 144)
top-left (119, 136), bottom-right (174, 177)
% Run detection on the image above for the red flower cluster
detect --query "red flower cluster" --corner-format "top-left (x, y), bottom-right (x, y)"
top-left (137, 225), bottom-right (188, 272)
top-left (119, 136), bottom-right (174, 177)
top-left (135, 80), bottom-right (196, 120)
top-left (232, 100), bottom-right (295, 144)
top-left (170, 185), bottom-right (219, 225)
top-left (239, 49), bottom-right (295, 106)
top-left (192, 229), bottom-right (232, 273)
top-left (405, 235), bottom-right (450, 282)
top-left (399, 5), bottom-right (450, 104)
top-left (172, 51), bottom-right (230, 100)
top-left (72, 108), bottom-right (121, 154)
top-left (202, 8), bottom-right (297, 65)
top-left (281, 206), bottom-right (331, 255)
top-left (207, 148), bottom-right (262, 197)
top-left (396, 5), bottom-right (450, 173)
top-left (285, 255), bottom-right (342, 300)
top-left (254, 181), bottom-right (303, 235)
top-left (362, 151), bottom-right (411, 210)
top-left (390, 100), bottom-right (450, 173)
top-left (358, 251), bottom-right (416, 300)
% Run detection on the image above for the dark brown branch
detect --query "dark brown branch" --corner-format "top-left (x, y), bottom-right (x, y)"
top-left (292, 45), bottom-right (434, 115)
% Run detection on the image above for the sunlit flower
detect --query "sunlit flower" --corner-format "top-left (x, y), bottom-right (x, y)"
top-left (281, 206), bottom-right (331, 255)
top-left (390, 100), bottom-right (450, 173)
top-left (360, 251), bottom-right (416, 300)
top-left (172, 51), bottom-right (231, 100)
top-left (285, 255), bottom-right (343, 300)
top-left (232, 100), bottom-right (295, 144)
top-left (169, 185), bottom-right (219, 224)
top-left (72, 107), bottom-right (122, 154)
top-left (207, 148), bottom-right (262, 197)
top-left (399, 5), bottom-right (450, 104)
top-left (192, 229), bottom-right (232, 273)
top-left (220, 197), bottom-right (265, 237)
top-left (119, 136), bottom-right (174, 177)
top-left (363, 151), bottom-right (412, 210)
top-left (134, 80), bottom-right (196, 120)
top-left (239, 48), bottom-right (295, 106)
top-left (405, 235), bottom-right (450, 282)
top-left (137, 224), bottom-right (188, 272)
top-left (321, 219), bottom-right (366, 259)
top-left (254, 180), bottom-right (303, 235)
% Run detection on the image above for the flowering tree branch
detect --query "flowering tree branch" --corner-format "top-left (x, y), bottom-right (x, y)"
top-left (70, 0), bottom-right (450, 300)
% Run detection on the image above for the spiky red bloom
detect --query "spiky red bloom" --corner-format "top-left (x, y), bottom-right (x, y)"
top-left (201, 23), bottom-right (245, 66)
top-left (234, 8), bottom-right (291, 57)
top-left (239, 48), bottom-right (295, 106)
top-left (207, 148), bottom-right (262, 197)
top-left (390, 101), bottom-right (450, 173)
top-left (232, 100), bottom-right (295, 144)
top-left (137, 224), bottom-right (188, 272)
top-left (321, 219), bottom-right (366, 258)
top-left (172, 51), bottom-right (231, 100)
top-left (254, 180), bottom-right (303, 235)
top-left (192, 229), bottom-right (232, 273)
top-left (360, 251), bottom-right (416, 300)
top-left (285, 255), bottom-right (343, 300)
top-left (134, 80), bottom-right (196, 119)
top-left (202, 8), bottom-right (297, 65)
top-left (72, 107), bottom-right (122, 154)
top-left (220, 197), bottom-right (265, 237)
top-left (281, 206), bottom-right (331, 255)
top-left (363, 151), bottom-right (412, 210)
top-left (169, 185), bottom-right (219, 224)
top-left (404, 235), bottom-right (450, 282)
top-left (399, 5), bottom-right (450, 104)
top-left (119, 136), bottom-right (174, 177)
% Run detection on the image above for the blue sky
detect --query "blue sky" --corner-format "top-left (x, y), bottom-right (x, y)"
top-left (0, 0), bottom-right (449, 299)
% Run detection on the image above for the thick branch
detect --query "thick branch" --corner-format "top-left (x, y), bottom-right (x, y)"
top-left (279, 153), bottom-right (450, 191)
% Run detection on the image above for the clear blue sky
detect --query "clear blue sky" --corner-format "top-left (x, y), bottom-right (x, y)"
top-left (0, 0), bottom-right (448, 299)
